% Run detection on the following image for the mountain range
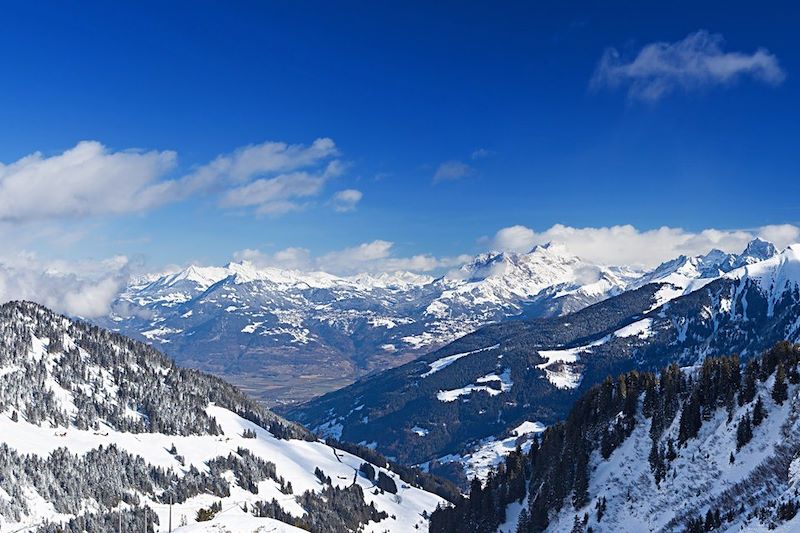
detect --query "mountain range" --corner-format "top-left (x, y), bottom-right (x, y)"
top-left (99, 238), bottom-right (777, 406)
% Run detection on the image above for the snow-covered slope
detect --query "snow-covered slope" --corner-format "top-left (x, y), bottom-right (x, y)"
top-left (0, 302), bottom-right (447, 532)
top-left (543, 363), bottom-right (800, 532)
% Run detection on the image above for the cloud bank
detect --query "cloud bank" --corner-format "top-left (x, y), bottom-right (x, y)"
top-left (0, 253), bottom-right (130, 318)
top-left (491, 223), bottom-right (800, 268)
top-left (592, 30), bottom-right (785, 101)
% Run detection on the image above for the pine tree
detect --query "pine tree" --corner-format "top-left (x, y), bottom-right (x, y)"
top-left (679, 393), bottom-right (702, 444)
top-left (736, 411), bottom-right (753, 451)
top-left (739, 360), bottom-right (758, 405)
top-left (595, 497), bottom-right (606, 522)
top-left (649, 440), bottom-right (665, 486)
top-left (600, 429), bottom-right (615, 459)
top-left (573, 445), bottom-right (590, 509)
top-left (665, 438), bottom-right (677, 462)
top-left (752, 395), bottom-right (766, 427)
top-left (642, 377), bottom-right (657, 418)
top-left (773, 365), bottom-right (789, 405)
top-left (517, 508), bottom-right (530, 531)
top-left (704, 509), bottom-right (715, 531)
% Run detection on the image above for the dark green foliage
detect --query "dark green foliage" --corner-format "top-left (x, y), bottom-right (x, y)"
top-left (431, 369), bottom-right (653, 533)
top-left (376, 470), bottom-right (397, 494)
top-left (326, 437), bottom-right (461, 503)
top-left (595, 497), bottom-right (606, 522)
top-left (196, 506), bottom-right (216, 521)
top-left (37, 507), bottom-right (157, 533)
top-left (739, 359), bottom-right (758, 405)
top-left (649, 439), bottom-right (666, 486)
top-left (678, 391), bottom-right (702, 445)
top-left (252, 484), bottom-right (389, 533)
top-left (359, 462), bottom-right (375, 481)
top-left (685, 516), bottom-right (704, 533)
top-left (777, 500), bottom-right (799, 522)
top-left (665, 438), bottom-right (677, 461)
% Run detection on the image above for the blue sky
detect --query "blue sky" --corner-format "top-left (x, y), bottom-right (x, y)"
top-left (0, 1), bottom-right (799, 284)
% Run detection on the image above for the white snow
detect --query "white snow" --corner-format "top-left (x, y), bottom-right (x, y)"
top-left (421, 344), bottom-right (499, 378)
top-left (614, 318), bottom-right (653, 339)
top-left (436, 368), bottom-right (512, 402)
top-left (726, 244), bottom-right (800, 317)
top-left (536, 336), bottom-right (608, 389)
top-left (511, 421), bottom-right (546, 437)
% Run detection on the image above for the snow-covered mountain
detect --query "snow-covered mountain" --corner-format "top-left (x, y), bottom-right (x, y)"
top-left (99, 239), bottom-right (780, 406)
top-left (429, 343), bottom-right (800, 533)
top-left (100, 243), bottom-right (641, 405)
top-left (0, 301), bottom-right (452, 532)
top-left (632, 237), bottom-right (777, 290)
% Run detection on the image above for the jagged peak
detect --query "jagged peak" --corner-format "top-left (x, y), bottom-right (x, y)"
top-left (728, 241), bottom-right (800, 287)
top-left (737, 237), bottom-right (778, 265)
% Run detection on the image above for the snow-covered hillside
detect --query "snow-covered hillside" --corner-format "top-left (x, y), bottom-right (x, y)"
top-left (430, 343), bottom-right (800, 533)
top-left (0, 302), bottom-right (448, 532)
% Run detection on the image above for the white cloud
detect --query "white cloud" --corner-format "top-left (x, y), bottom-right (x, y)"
top-left (233, 247), bottom-right (312, 271)
top-left (192, 137), bottom-right (338, 184)
top-left (433, 160), bottom-right (472, 183)
top-left (198, 138), bottom-right (343, 215)
top-left (591, 30), bottom-right (785, 101)
top-left (331, 189), bottom-right (363, 212)
top-left (0, 138), bottom-right (346, 221)
top-left (0, 141), bottom-right (177, 221)
top-left (234, 240), bottom-right (470, 275)
top-left (757, 224), bottom-right (800, 247)
top-left (493, 225), bottom-right (537, 253)
top-left (490, 223), bottom-right (800, 268)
